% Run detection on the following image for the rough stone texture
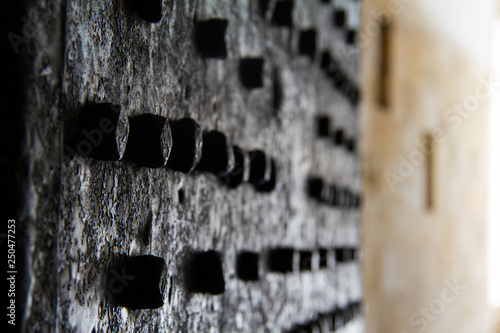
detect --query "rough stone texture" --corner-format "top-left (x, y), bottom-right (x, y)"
top-left (11, 0), bottom-right (362, 332)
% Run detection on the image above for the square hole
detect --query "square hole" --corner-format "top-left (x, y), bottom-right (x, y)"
top-left (299, 29), bottom-right (316, 59)
top-left (299, 251), bottom-right (313, 271)
top-left (236, 251), bottom-right (259, 281)
top-left (318, 249), bottom-right (328, 268)
top-left (239, 58), bottom-right (264, 88)
top-left (271, 0), bottom-right (293, 27)
top-left (195, 19), bottom-right (228, 59)
top-left (186, 250), bottom-right (225, 294)
top-left (268, 248), bottom-right (294, 273)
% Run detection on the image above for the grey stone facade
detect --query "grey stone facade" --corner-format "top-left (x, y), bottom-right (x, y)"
top-left (4, 0), bottom-right (362, 332)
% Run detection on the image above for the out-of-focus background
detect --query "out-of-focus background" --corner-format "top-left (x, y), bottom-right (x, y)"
top-left (361, 0), bottom-right (500, 332)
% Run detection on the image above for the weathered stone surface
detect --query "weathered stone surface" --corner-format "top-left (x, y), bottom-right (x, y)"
top-left (9, 0), bottom-right (362, 332)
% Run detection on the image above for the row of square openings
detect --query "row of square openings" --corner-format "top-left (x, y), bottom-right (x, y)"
top-left (191, 247), bottom-right (357, 294)
top-left (195, 19), bottom-right (356, 72)
top-left (109, 248), bottom-right (358, 309)
top-left (125, 4), bottom-right (360, 107)
top-left (196, 21), bottom-right (360, 107)
top-left (315, 115), bottom-right (358, 152)
top-left (196, 11), bottom-right (360, 106)
top-left (126, 0), bottom-right (359, 47)
top-left (308, 177), bottom-right (361, 209)
top-left (69, 104), bottom-right (276, 192)
top-left (285, 300), bottom-right (362, 333)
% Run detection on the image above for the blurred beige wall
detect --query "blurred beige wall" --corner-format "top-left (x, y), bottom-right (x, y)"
top-left (361, 0), bottom-right (497, 332)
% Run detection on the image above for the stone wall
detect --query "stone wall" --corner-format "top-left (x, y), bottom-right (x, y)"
top-left (5, 0), bottom-right (363, 332)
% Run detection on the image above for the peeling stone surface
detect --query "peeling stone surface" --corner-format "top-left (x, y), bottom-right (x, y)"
top-left (18, 0), bottom-right (362, 332)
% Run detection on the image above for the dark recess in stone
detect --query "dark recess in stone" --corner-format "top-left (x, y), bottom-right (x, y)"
top-left (123, 114), bottom-right (170, 168)
top-left (298, 29), bottom-right (316, 59)
top-left (343, 306), bottom-right (354, 322)
top-left (323, 55), bottom-right (342, 81)
top-left (343, 188), bottom-right (352, 208)
top-left (289, 321), bottom-right (322, 333)
top-left (325, 57), bottom-right (340, 78)
top-left (351, 301), bottom-right (362, 316)
top-left (186, 250), bottom-right (225, 294)
top-left (195, 19), bottom-right (228, 59)
top-left (346, 29), bottom-right (357, 45)
top-left (340, 188), bottom-right (349, 207)
top-left (167, 277), bottom-right (174, 304)
top-left (255, 158), bottom-right (276, 192)
top-left (320, 51), bottom-right (331, 70)
top-left (113, 255), bottom-right (165, 309)
top-left (353, 192), bottom-right (360, 208)
top-left (333, 129), bottom-right (344, 146)
top-left (248, 150), bottom-right (274, 189)
top-left (344, 84), bottom-right (354, 104)
top-left (318, 248), bottom-right (328, 268)
top-left (350, 248), bottom-right (357, 261)
top-left (333, 309), bottom-right (346, 329)
top-left (267, 248), bottom-right (294, 273)
top-left (307, 180), bottom-right (362, 210)
top-left (320, 184), bottom-right (335, 205)
top-left (343, 190), bottom-right (351, 207)
top-left (239, 58), bottom-right (264, 88)
top-left (335, 248), bottom-right (345, 263)
top-left (248, 150), bottom-right (266, 184)
top-left (126, 0), bottom-right (162, 23)
top-left (141, 211), bottom-right (153, 245)
top-left (316, 115), bottom-right (330, 137)
top-left (340, 81), bottom-right (350, 97)
top-left (355, 194), bottom-right (361, 207)
top-left (236, 251), bottom-right (260, 281)
top-left (335, 248), bottom-right (356, 263)
top-left (308, 322), bottom-right (322, 333)
top-left (333, 10), bottom-right (346, 27)
top-left (289, 324), bottom-right (312, 333)
top-left (167, 117), bottom-right (202, 173)
top-left (72, 103), bottom-right (122, 161)
top-left (272, 68), bottom-right (283, 114)
top-left (198, 130), bottom-right (235, 176)
top-left (307, 177), bottom-right (324, 200)
top-left (299, 250), bottom-right (313, 271)
top-left (218, 146), bottom-right (248, 188)
top-left (325, 314), bottom-right (335, 331)
top-left (178, 187), bottom-right (185, 204)
top-left (259, 0), bottom-right (270, 17)
top-left (275, 301), bottom-right (363, 331)
top-left (351, 192), bottom-right (358, 208)
top-left (271, 0), bottom-right (293, 27)
top-left (332, 69), bottom-right (345, 88)
top-left (311, 322), bottom-right (323, 332)
top-left (335, 187), bottom-right (345, 207)
top-left (349, 88), bottom-right (360, 105)
top-left (329, 184), bottom-right (338, 206)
